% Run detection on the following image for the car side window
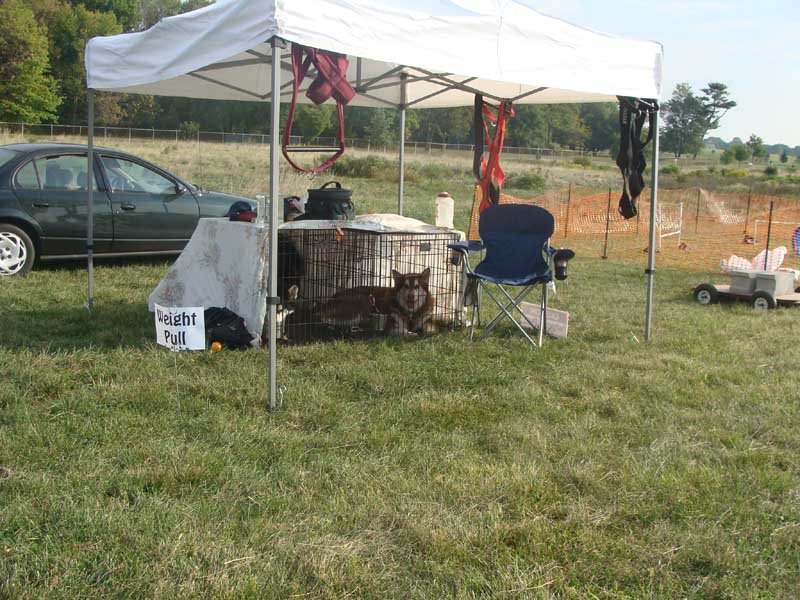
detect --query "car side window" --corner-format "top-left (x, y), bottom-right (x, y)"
top-left (101, 156), bottom-right (176, 195)
top-left (35, 155), bottom-right (98, 191)
top-left (15, 161), bottom-right (40, 190)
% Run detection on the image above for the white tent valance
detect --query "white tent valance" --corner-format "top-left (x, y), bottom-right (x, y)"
top-left (86, 0), bottom-right (663, 107)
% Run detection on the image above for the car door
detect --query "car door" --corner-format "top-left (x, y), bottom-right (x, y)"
top-left (12, 153), bottom-right (113, 255)
top-left (99, 155), bottom-right (200, 253)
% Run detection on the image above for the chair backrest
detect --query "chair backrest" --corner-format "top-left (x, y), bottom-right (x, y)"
top-left (475, 204), bottom-right (555, 280)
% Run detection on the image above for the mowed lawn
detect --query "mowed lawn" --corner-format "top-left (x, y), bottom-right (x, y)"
top-left (2, 252), bottom-right (799, 599)
top-left (1, 139), bottom-right (799, 598)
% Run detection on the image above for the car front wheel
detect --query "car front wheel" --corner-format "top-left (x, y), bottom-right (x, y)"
top-left (751, 290), bottom-right (777, 310)
top-left (0, 224), bottom-right (35, 277)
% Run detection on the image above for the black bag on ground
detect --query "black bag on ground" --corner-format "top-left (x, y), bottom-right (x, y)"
top-left (303, 180), bottom-right (355, 220)
top-left (204, 307), bottom-right (254, 350)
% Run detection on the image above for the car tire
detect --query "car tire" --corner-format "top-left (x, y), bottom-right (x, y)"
top-left (751, 290), bottom-right (777, 310)
top-left (693, 283), bottom-right (718, 305)
top-left (0, 223), bottom-right (35, 277)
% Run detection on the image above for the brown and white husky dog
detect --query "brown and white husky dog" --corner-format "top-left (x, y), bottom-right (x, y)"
top-left (314, 268), bottom-right (435, 336)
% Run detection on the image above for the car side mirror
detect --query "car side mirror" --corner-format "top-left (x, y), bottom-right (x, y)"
top-left (175, 183), bottom-right (187, 195)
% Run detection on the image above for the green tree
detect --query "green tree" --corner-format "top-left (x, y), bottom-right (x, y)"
top-left (746, 134), bottom-right (766, 163)
top-left (76, 0), bottom-right (139, 31)
top-left (699, 82), bottom-right (736, 139)
top-left (544, 105), bottom-right (588, 148)
top-left (580, 103), bottom-right (618, 151)
top-left (781, 149), bottom-right (789, 163)
top-left (660, 83), bottom-right (705, 158)
top-left (49, 3), bottom-right (121, 124)
top-left (504, 105), bottom-right (548, 147)
top-left (0, 0), bottom-right (61, 122)
top-left (137, 0), bottom-right (209, 31)
top-left (292, 105), bottom-right (335, 140)
top-left (733, 144), bottom-right (751, 165)
top-left (660, 82), bottom-right (736, 159)
top-left (412, 108), bottom-right (471, 144)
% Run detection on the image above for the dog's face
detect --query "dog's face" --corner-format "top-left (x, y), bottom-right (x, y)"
top-left (392, 268), bottom-right (430, 313)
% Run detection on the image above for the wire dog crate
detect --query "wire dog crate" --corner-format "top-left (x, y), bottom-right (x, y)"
top-left (277, 223), bottom-right (465, 342)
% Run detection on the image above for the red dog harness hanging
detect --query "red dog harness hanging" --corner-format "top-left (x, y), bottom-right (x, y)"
top-left (473, 94), bottom-right (515, 213)
top-left (282, 44), bottom-right (356, 173)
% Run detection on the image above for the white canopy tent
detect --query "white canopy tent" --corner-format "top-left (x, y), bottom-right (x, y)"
top-left (84, 0), bottom-right (664, 410)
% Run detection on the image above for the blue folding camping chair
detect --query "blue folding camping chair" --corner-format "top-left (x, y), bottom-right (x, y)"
top-left (451, 204), bottom-right (557, 347)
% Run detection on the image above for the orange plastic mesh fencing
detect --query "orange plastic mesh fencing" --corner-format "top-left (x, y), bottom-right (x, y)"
top-left (467, 184), bottom-right (800, 275)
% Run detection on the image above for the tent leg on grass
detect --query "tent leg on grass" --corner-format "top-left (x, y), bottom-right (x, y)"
top-left (267, 36), bottom-right (284, 412)
top-left (86, 89), bottom-right (95, 312)
top-left (645, 109), bottom-right (660, 341)
top-left (397, 73), bottom-right (407, 216)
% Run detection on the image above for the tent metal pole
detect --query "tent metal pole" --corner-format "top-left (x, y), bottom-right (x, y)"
top-left (86, 89), bottom-right (95, 312)
top-left (267, 37), bottom-right (283, 412)
top-left (644, 109), bottom-right (660, 341)
top-left (397, 73), bottom-right (407, 216)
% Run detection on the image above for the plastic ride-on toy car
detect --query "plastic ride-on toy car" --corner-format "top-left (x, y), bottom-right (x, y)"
top-left (693, 269), bottom-right (800, 310)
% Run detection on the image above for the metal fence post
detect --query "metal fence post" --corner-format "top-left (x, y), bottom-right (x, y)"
top-left (744, 187), bottom-right (752, 234)
top-left (602, 188), bottom-right (612, 259)
top-left (695, 188), bottom-right (701, 233)
top-left (563, 184), bottom-right (572, 238)
top-left (764, 200), bottom-right (775, 270)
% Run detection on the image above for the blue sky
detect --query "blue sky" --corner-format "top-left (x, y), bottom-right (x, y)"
top-left (531, 0), bottom-right (800, 147)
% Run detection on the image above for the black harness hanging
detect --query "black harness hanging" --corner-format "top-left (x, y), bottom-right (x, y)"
top-left (616, 97), bottom-right (659, 219)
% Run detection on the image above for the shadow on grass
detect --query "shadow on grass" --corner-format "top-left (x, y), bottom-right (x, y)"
top-left (0, 301), bottom-right (154, 351)
top-left (35, 255), bottom-right (174, 274)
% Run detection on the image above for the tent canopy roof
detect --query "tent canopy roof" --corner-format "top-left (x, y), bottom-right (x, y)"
top-left (86, 0), bottom-right (663, 109)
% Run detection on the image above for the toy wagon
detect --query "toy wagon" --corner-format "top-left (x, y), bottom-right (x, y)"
top-left (693, 270), bottom-right (800, 310)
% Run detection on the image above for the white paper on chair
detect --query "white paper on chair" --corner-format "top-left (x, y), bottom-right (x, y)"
top-left (518, 302), bottom-right (569, 339)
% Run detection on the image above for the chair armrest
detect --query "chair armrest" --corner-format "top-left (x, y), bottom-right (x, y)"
top-left (448, 240), bottom-right (484, 254)
top-left (448, 240), bottom-right (484, 272)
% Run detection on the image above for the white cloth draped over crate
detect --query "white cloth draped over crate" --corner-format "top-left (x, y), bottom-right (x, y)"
top-left (148, 215), bottom-right (466, 343)
top-left (148, 218), bottom-right (270, 345)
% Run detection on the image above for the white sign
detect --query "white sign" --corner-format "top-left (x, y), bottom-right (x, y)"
top-left (519, 302), bottom-right (570, 339)
top-left (154, 304), bottom-right (206, 350)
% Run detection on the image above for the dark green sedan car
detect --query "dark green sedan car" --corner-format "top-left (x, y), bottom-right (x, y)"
top-left (0, 143), bottom-right (256, 276)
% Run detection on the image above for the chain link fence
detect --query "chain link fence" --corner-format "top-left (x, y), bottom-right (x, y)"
top-left (0, 121), bottom-right (614, 163)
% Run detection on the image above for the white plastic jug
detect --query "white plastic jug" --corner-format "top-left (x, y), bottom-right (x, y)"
top-left (435, 192), bottom-right (454, 229)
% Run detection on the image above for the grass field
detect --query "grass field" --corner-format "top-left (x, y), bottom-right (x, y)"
top-left (1, 137), bottom-right (800, 598)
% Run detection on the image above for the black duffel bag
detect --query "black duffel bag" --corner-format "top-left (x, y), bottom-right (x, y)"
top-left (204, 307), bottom-right (255, 350)
top-left (303, 180), bottom-right (354, 220)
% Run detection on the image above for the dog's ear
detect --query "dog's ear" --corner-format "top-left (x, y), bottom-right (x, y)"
top-left (391, 269), bottom-right (403, 286)
top-left (420, 268), bottom-right (431, 285)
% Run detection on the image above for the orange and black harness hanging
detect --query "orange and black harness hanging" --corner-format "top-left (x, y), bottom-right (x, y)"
top-left (473, 94), bottom-right (515, 213)
top-left (282, 44), bottom-right (356, 173)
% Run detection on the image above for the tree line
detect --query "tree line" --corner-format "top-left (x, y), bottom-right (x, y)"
top-left (3, 0), bottom-right (793, 159)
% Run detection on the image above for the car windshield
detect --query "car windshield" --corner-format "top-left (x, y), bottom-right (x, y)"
top-left (0, 148), bottom-right (20, 169)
